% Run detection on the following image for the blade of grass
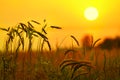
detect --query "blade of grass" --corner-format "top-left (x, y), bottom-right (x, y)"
top-left (50, 26), bottom-right (62, 29)
top-left (33, 31), bottom-right (48, 39)
top-left (71, 35), bottom-right (80, 46)
top-left (42, 28), bottom-right (47, 34)
top-left (31, 20), bottom-right (40, 25)
top-left (64, 49), bottom-right (76, 56)
top-left (0, 28), bottom-right (9, 31)
top-left (92, 38), bottom-right (101, 48)
top-left (45, 40), bottom-right (51, 51)
top-left (28, 22), bottom-right (34, 28)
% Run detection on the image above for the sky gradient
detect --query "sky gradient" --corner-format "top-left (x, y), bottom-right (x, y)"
top-left (0, 0), bottom-right (120, 50)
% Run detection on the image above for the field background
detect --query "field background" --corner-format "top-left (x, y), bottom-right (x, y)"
top-left (0, 21), bottom-right (120, 80)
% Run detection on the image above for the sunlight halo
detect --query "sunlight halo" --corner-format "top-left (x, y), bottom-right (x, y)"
top-left (84, 7), bottom-right (98, 21)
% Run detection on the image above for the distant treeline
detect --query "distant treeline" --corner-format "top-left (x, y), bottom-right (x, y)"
top-left (97, 36), bottom-right (120, 50)
top-left (81, 34), bottom-right (120, 50)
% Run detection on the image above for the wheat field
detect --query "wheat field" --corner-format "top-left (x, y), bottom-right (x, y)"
top-left (0, 20), bottom-right (120, 80)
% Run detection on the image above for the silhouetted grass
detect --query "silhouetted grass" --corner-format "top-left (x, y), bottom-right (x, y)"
top-left (0, 20), bottom-right (120, 80)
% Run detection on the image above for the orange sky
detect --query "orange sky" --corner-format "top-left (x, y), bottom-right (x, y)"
top-left (0, 0), bottom-right (120, 50)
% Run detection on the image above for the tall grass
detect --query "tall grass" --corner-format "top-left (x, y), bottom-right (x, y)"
top-left (0, 20), bottom-right (120, 80)
top-left (0, 20), bottom-right (62, 80)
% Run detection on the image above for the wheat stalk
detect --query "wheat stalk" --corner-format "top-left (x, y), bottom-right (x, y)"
top-left (70, 35), bottom-right (80, 46)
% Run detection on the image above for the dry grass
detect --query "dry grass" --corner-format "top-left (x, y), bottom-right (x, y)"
top-left (0, 20), bottom-right (120, 80)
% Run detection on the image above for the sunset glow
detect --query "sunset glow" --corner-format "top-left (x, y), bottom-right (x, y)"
top-left (1, 1), bottom-right (120, 79)
top-left (0, 0), bottom-right (120, 50)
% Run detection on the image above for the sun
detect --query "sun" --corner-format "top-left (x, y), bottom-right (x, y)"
top-left (84, 7), bottom-right (98, 21)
